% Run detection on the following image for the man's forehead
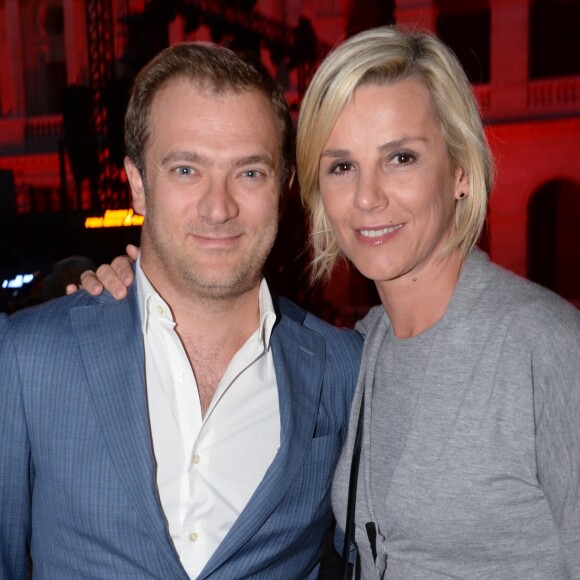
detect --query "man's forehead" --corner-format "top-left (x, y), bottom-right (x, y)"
top-left (155, 76), bottom-right (269, 109)
top-left (148, 80), bottom-right (282, 157)
top-left (152, 79), bottom-right (278, 127)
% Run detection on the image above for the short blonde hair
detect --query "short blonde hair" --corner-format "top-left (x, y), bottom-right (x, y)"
top-left (297, 26), bottom-right (494, 281)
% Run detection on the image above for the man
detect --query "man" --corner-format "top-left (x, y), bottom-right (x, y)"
top-left (0, 43), bottom-right (362, 579)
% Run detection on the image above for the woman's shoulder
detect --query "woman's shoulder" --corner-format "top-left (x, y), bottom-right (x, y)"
top-left (354, 305), bottom-right (386, 337)
top-left (466, 249), bottom-right (579, 334)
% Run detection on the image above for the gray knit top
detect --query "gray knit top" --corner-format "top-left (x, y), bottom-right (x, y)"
top-left (332, 249), bottom-right (580, 579)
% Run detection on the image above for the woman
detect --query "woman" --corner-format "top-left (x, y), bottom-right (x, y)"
top-left (297, 26), bottom-right (580, 578)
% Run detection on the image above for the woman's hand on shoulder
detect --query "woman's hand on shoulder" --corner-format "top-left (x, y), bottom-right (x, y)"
top-left (66, 244), bottom-right (139, 299)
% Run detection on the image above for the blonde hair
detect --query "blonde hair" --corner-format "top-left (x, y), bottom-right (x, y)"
top-left (297, 26), bottom-right (494, 281)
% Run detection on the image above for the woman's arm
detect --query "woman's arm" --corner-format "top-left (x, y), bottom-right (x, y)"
top-left (533, 303), bottom-right (580, 576)
top-left (67, 244), bottom-right (139, 298)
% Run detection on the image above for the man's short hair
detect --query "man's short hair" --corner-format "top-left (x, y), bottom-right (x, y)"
top-left (125, 42), bottom-right (294, 189)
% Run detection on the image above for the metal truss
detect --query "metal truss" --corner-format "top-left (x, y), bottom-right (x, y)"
top-left (86, 0), bottom-right (128, 208)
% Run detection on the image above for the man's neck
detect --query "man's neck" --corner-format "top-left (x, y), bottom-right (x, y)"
top-left (147, 276), bottom-right (261, 342)
top-left (137, 259), bottom-right (264, 416)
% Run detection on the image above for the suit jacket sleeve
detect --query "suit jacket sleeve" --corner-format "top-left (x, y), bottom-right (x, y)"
top-left (0, 314), bottom-right (32, 579)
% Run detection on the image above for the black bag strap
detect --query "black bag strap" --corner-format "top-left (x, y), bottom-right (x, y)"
top-left (339, 392), bottom-right (365, 580)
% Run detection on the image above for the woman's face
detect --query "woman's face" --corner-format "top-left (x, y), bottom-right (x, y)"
top-left (318, 78), bottom-right (467, 287)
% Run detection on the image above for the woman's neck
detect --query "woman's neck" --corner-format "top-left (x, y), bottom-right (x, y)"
top-left (376, 250), bottom-right (464, 339)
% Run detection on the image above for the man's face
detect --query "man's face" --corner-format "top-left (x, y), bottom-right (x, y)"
top-left (126, 79), bottom-right (282, 302)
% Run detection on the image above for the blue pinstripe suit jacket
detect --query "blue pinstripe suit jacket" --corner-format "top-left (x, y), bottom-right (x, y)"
top-left (0, 287), bottom-right (362, 579)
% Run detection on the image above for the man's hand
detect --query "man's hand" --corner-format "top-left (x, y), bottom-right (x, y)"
top-left (66, 244), bottom-right (140, 299)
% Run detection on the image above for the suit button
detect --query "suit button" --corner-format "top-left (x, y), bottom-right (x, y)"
top-left (189, 532), bottom-right (198, 542)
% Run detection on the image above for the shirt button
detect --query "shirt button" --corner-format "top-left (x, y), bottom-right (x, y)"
top-left (156, 304), bottom-right (164, 315)
top-left (189, 532), bottom-right (198, 542)
top-left (192, 453), bottom-right (201, 465)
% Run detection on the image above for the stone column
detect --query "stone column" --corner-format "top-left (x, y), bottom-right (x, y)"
top-left (394, 0), bottom-right (438, 33)
top-left (2, 0), bottom-right (26, 116)
top-left (489, 0), bottom-right (530, 117)
top-left (63, 0), bottom-right (89, 85)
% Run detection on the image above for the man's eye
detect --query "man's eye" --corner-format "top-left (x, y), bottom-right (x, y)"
top-left (175, 166), bottom-right (193, 176)
top-left (243, 169), bottom-right (264, 179)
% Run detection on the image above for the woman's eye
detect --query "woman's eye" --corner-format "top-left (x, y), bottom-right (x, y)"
top-left (392, 152), bottom-right (415, 165)
top-left (330, 162), bottom-right (354, 174)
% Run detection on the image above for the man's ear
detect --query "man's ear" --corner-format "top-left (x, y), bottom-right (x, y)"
top-left (125, 157), bottom-right (146, 216)
top-left (279, 167), bottom-right (296, 219)
top-left (288, 167), bottom-right (296, 191)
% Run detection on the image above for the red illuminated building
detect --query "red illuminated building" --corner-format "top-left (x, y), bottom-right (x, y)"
top-left (0, 0), bottom-right (579, 317)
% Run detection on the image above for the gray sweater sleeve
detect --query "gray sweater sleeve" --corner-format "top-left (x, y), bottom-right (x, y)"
top-left (532, 301), bottom-right (580, 577)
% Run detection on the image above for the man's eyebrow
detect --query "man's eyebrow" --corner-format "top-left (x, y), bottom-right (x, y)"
top-left (160, 151), bottom-right (210, 166)
top-left (232, 154), bottom-right (276, 169)
top-left (159, 152), bottom-right (277, 169)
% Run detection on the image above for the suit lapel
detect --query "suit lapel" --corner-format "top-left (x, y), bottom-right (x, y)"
top-left (199, 299), bottom-right (325, 578)
top-left (71, 290), bottom-right (186, 578)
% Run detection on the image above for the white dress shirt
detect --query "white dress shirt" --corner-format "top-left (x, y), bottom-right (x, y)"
top-left (135, 259), bottom-right (280, 578)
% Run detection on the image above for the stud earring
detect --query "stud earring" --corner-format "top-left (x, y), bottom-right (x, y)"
top-left (458, 192), bottom-right (466, 199)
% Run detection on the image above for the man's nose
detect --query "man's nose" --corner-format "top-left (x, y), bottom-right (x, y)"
top-left (198, 176), bottom-right (239, 223)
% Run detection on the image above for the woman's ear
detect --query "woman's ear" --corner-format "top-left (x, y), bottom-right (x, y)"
top-left (454, 166), bottom-right (470, 200)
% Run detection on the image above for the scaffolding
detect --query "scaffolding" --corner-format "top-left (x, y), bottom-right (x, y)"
top-left (86, 0), bottom-right (128, 208)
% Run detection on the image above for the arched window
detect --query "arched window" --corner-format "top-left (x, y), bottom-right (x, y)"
top-left (528, 179), bottom-right (580, 307)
